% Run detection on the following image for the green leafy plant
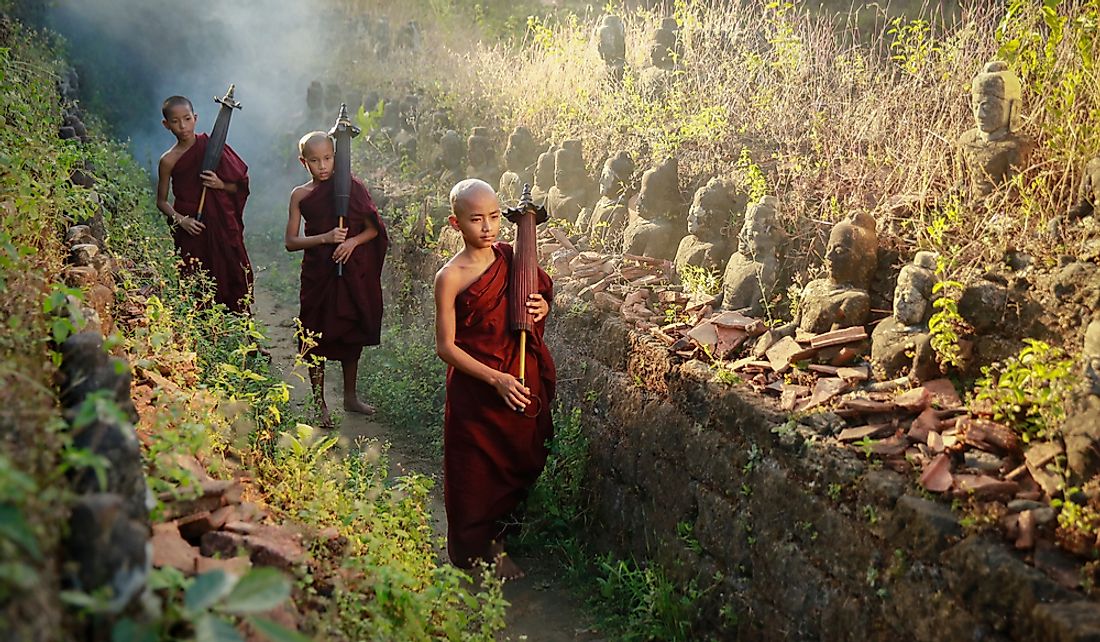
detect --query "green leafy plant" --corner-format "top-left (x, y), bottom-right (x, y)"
top-left (973, 339), bottom-right (1078, 442)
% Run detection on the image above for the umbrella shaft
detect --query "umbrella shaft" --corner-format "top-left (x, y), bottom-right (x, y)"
top-left (196, 186), bottom-right (207, 222)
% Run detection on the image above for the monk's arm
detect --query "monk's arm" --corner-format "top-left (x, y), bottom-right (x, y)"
top-left (157, 155), bottom-right (205, 235)
top-left (155, 156), bottom-right (181, 221)
top-left (284, 189), bottom-right (345, 252)
top-left (434, 267), bottom-right (531, 411)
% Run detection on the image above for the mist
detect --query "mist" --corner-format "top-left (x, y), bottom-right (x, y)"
top-left (47, 0), bottom-right (348, 221)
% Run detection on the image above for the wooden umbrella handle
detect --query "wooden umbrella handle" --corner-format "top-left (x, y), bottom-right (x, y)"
top-left (196, 186), bottom-right (207, 222)
top-left (518, 330), bottom-right (527, 386)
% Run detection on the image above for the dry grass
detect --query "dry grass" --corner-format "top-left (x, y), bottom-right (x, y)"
top-left (337, 0), bottom-right (1100, 297)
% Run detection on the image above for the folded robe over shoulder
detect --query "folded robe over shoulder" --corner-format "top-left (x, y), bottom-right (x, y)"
top-left (170, 133), bottom-right (253, 313)
top-left (298, 177), bottom-right (389, 361)
top-left (444, 243), bottom-right (557, 568)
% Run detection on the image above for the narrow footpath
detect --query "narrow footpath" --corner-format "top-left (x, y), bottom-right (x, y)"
top-left (252, 275), bottom-right (599, 642)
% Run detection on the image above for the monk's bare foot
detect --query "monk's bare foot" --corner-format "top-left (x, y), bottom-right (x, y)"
top-left (344, 399), bottom-right (376, 416)
top-left (318, 403), bottom-right (334, 430)
top-left (491, 543), bottom-right (525, 581)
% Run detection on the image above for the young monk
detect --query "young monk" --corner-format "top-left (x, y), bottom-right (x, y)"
top-left (285, 131), bottom-right (388, 427)
top-left (156, 95), bottom-right (253, 312)
top-left (434, 178), bottom-right (556, 580)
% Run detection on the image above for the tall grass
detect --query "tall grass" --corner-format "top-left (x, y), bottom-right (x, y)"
top-left (336, 0), bottom-right (1099, 292)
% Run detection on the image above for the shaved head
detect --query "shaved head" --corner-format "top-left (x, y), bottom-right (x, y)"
top-left (298, 130), bottom-right (333, 156)
top-left (449, 178), bottom-right (497, 218)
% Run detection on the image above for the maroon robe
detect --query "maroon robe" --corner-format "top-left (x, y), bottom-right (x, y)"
top-left (298, 177), bottom-right (388, 361)
top-left (170, 133), bottom-right (253, 312)
top-left (444, 243), bottom-right (557, 568)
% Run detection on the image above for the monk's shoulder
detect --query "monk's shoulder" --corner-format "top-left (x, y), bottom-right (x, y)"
top-left (290, 182), bottom-right (314, 202)
top-left (158, 146), bottom-right (183, 171)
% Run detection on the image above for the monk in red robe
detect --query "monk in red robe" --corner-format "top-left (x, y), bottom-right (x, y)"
top-left (155, 95), bottom-right (253, 313)
top-left (434, 179), bottom-right (556, 580)
top-left (286, 132), bottom-right (388, 427)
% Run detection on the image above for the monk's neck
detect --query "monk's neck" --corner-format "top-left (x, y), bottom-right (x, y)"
top-left (174, 134), bottom-right (197, 153)
top-left (460, 245), bottom-right (496, 267)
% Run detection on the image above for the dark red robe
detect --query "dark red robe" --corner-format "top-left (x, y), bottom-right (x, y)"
top-left (444, 243), bottom-right (557, 568)
top-left (170, 133), bottom-right (253, 313)
top-left (298, 177), bottom-right (388, 361)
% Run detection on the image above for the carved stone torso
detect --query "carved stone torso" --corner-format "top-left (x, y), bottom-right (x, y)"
top-left (675, 236), bottom-right (730, 275)
top-left (623, 218), bottom-right (681, 260)
top-left (589, 196), bottom-right (630, 251)
top-left (798, 279), bottom-right (871, 334)
top-left (722, 253), bottom-right (781, 316)
top-left (958, 129), bottom-right (1035, 198)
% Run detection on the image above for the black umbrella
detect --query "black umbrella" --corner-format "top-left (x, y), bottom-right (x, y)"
top-left (196, 84), bottom-right (242, 221)
top-left (328, 103), bottom-right (361, 276)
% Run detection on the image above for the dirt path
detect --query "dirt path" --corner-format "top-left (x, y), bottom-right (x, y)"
top-left (252, 275), bottom-right (599, 641)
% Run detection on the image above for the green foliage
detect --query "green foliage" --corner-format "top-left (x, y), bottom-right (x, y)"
top-left (678, 264), bottom-right (722, 297)
top-left (103, 567), bottom-right (306, 642)
top-left (358, 323), bottom-right (447, 458)
top-left (973, 339), bottom-right (1078, 442)
top-left (591, 555), bottom-right (701, 642)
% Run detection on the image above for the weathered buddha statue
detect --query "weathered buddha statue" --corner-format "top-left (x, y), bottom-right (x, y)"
top-left (437, 129), bottom-right (466, 185)
top-left (499, 127), bottom-right (539, 203)
top-left (545, 142), bottom-right (591, 225)
top-left (721, 195), bottom-right (785, 316)
top-left (870, 251), bottom-right (940, 381)
top-left (957, 61), bottom-right (1034, 199)
top-left (306, 81), bottom-right (323, 117)
top-left (651, 17), bottom-right (681, 70)
top-left (638, 18), bottom-right (682, 97)
top-left (674, 178), bottom-right (743, 275)
top-left (466, 127), bottom-right (500, 190)
top-left (622, 157), bottom-right (684, 260)
top-left (587, 152), bottom-right (636, 251)
top-left (793, 212), bottom-right (878, 334)
top-left (596, 14), bottom-right (627, 82)
top-left (531, 146), bottom-right (557, 204)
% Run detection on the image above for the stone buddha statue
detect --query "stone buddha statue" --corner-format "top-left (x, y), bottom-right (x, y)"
top-left (597, 14), bottom-right (627, 82)
top-left (622, 157), bottom-right (684, 260)
top-left (437, 129), bottom-right (466, 185)
top-left (545, 142), bottom-right (591, 225)
top-left (721, 195), bottom-right (785, 316)
top-left (794, 212), bottom-right (878, 334)
top-left (499, 126), bottom-right (539, 203)
top-left (466, 127), bottom-right (500, 190)
top-left (638, 18), bottom-right (682, 97)
top-left (674, 178), bottom-right (743, 275)
top-left (587, 152), bottom-right (636, 251)
top-left (870, 251), bottom-right (940, 381)
top-left (957, 61), bottom-right (1034, 199)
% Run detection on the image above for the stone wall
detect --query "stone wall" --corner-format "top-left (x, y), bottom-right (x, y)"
top-left (546, 292), bottom-right (1100, 642)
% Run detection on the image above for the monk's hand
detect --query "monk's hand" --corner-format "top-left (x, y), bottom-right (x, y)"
top-left (492, 373), bottom-right (531, 412)
top-left (199, 171), bottom-right (226, 190)
top-left (333, 238), bottom-right (358, 264)
top-left (527, 293), bottom-right (549, 322)
top-left (174, 214), bottom-right (205, 236)
top-left (326, 226), bottom-right (348, 245)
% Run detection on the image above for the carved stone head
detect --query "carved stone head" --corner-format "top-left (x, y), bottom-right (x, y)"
top-left (738, 195), bottom-right (783, 256)
top-left (687, 178), bottom-right (739, 240)
top-left (503, 127), bottom-right (537, 174)
top-left (533, 147), bottom-right (557, 192)
top-left (637, 157), bottom-right (681, 221)
top-left (466, 127), bottom-right (495, 168)
top-left (971, 61), bottom-right (1022, 141)
top-left (440, 130), bottom-right (465, 169)
top-left (825, 212), bottom-right (878, 289)
top-left (893, 251), bottom-right (937, 325)
top-left (599, 151), bottom-right (635, 198)
top-left (554, 142), bottom-right (588, 193)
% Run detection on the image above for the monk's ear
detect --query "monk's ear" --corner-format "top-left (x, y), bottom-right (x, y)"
top-left (298, 156), bottom-right (308, 170)
top-left (448, 214), bottom-right (461, 230)
top-left (161, 118), bottom-right (170, 131)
